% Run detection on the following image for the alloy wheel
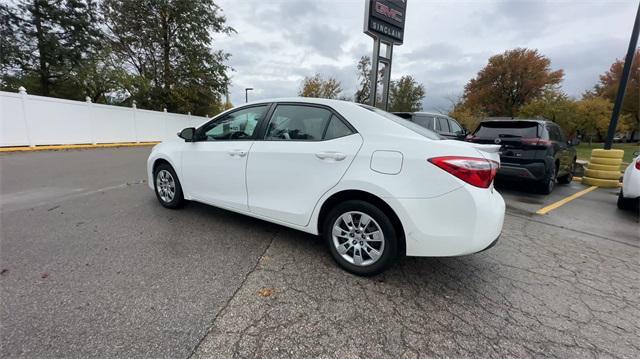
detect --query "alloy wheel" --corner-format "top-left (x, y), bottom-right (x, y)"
top-left (156, 169), bottom-right (176, 203)
top-left (331, 211), bottom-right (385, 267)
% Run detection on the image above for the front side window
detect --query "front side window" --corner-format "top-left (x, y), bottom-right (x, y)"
top-left (437, 117), bottom-right (450, 132)
top-left (200, 105), bottom-right (268, 141)
top-left (449, 119), bottom-right (463, 134)
top-left (265, 105), bottom-right (332, 141)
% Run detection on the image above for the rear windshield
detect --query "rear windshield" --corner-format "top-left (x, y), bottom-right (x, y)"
top-left (360, 105), bottom-right (441, 140)
top-left (474, 121), bottom-right (538, 138)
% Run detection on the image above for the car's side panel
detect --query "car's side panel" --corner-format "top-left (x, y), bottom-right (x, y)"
top-left (246, 134), bottom-right (363, 226)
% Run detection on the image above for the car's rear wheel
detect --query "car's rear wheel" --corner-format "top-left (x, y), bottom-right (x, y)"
top-left (323, 200), bottom-right (398, 276)
top-left (154, 163), bottom-right (185, 209)
top-left (536, 164), bottom-right (556, 194)
top-left (557, 158), bottom-right (576, 184)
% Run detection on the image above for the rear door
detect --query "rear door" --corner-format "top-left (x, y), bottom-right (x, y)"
top-left (246, 104), bottom-right (362, 226)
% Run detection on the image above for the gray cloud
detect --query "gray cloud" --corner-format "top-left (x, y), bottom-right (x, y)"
top-left (214, 0), bottom-right (637, 110)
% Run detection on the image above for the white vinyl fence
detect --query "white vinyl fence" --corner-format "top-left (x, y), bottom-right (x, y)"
top-left (0, 88), bottom-right (209, 147)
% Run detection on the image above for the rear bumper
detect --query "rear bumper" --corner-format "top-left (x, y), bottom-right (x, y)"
top-left (390, 184), bottom-right (505, 257)
top-left (497, 162), bottom-right (546, 181)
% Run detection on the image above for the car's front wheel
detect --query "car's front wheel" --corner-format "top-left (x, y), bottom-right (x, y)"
top-left (323, 200), bottom-right (398, 276)
top-left (154, 163), bottom-right (185, 209)
top-left (557, 158), bottom-right (576, 185)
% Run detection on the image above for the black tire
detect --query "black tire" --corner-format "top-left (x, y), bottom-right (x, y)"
top-left (153, 163), bottom-right (185, 209)
top-left (617, 190), bottom-right (639, 211)
top-left (557, 158), bottom-right (576, 185)
top-left (323, 200), bottom-right (398, 276)
top-left (536, 164), bottom-right (556, 195)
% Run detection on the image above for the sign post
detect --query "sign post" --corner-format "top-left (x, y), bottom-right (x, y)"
top-left (364, 0), bottom-right (407, 110)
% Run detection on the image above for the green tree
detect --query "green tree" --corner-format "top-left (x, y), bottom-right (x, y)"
top-left (518, 90), bottom-right (578, 136)
top-left (298, 74), bottom-right (342, 99)
top-left (0, 0), bottom-right (102, 98)
top-left (463, 48), bottom-right (564, 117)
top-left (102, 0), bottom-right (234, 115)
top-left (388, 75), bottom-right (425, 112)
top-left (354, 56), bottom-right (371, 104)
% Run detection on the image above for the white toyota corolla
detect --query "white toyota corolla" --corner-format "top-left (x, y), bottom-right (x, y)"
top-left (147, 98), bottom-right (505, 275)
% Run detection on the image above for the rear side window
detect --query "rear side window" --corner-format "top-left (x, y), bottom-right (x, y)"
top-left (360, 105), bottom-right (442, 140)
top-left (414, 116), bottom-right (434, 130)
top-left (324, 116), bottom-right (354, 140)
top-left (265, 105), bottom-right (332, 141)
top-left (474, 121), bottom-right (539, 138)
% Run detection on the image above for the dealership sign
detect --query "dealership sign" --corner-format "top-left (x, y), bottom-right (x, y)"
top-left (364, 0), bottom-right (407, 44)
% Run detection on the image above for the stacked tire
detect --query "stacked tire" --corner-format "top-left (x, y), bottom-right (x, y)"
top-left (582, 149), bottom-right (624, 187)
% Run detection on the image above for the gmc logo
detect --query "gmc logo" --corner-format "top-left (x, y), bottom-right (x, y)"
top-left (375, 1), bottom-right (403, 22)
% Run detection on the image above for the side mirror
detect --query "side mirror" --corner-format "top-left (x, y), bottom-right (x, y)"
top-left (178, 127), bottom-right (195, 142)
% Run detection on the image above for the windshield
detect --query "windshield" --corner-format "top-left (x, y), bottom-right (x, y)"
top-left (474, 121), bottom-right (539, 138)
top-left (359, 105), bottom-right (442, 140)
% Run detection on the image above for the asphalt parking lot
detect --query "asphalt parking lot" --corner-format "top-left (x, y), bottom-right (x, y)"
top-left (1, 147), bottom-right (638, 358)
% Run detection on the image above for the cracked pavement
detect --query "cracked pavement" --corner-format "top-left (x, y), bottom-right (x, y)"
top-left (1, 148), bottom-right (638, 358)
top-left (193, 215), bottom-right (639, 359)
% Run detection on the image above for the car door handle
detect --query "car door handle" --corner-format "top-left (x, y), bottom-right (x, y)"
top-left (228, 149), bottom-right (247, 157)
top-left (315, 151), bottom-right (347, 161)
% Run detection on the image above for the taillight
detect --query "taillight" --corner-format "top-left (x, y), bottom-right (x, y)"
top-left (635, 158), bottom-right (640, 170)
top-left (522, 138), bottom-right (552, 147)
top-left (428, 156), bottom-right (499, 188)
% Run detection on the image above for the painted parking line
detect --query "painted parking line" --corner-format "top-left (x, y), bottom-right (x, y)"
top-left (535, 186), bottom-right (599, 215)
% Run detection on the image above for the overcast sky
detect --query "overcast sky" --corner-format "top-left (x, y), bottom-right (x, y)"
top-left (212, 0), bottom-right (638, 112)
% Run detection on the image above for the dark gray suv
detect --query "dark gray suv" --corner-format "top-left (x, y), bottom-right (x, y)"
top-left (392, 112), bottom-right (467, 140)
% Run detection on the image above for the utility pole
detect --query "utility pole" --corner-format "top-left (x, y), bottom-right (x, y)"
top-left (245, 88), bottom-right (253, 103)
top-left (604, 2), bottom-right (639, 150)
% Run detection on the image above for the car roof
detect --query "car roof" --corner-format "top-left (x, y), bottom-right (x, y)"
top-left (480, 117), bottom-right (552, 125)
top-left (392, 111), bottom-right (450, 117)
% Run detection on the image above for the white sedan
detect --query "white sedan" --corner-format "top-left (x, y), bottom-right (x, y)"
top-left (618, 154), bottom-right (640, 210)
top-left (147, 98), bottom-right (505, 275)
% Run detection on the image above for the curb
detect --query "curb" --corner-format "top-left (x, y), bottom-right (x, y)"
top-left (0, 142), bottom-right (160, 153)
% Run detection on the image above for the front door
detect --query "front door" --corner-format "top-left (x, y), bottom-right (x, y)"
top-left (246, 104), bottom-right (362, 226)
top-left (181, 104), bottom-right (270, 211)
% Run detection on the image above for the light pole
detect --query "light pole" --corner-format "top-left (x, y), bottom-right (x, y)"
top-left (245, 88), bottom-right (253, 103)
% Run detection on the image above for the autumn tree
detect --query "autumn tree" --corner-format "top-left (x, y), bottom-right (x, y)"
top-left (590, 49), bottom-right (639, 134)
top-left (388, 75), bottom-right (425, 112)
top-left (102, 0), bottom-right (234, 115)
top-left (449, 100), bottom-right (486, 132)
top-left (462, 48), bottom-right (564, 117)
top-left (298, 74), bottom-right (343, 99)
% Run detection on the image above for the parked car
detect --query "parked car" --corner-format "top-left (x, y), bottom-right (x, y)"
top-left (618, 153), bottom-right (640, 211)
top-left (392, 112), bottom-right (467, 140)
top-left (466, 119), bottom-right (578, 194)
top-left (148, 98), bottom-right (505, 275)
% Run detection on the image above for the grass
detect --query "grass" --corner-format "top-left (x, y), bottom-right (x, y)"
top-left (576, 142), bottom-right (639, 164)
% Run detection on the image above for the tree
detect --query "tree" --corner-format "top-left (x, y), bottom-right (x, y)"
top-left (574, 97), bottom-right (616, 143)
top-left (298, 74), bottom-right (342, 99)
top-left (518, 90), bottom-right (579, 136)
top-left (354, 56), bottom-right (371, 104)
top-left (388, 75), bottom-right (425, 112)
top-left (449, 100), bottom-right (485, 132)
top-left (591, 49), bottom-right (639, 135)
top-left (102, 0), bottom-right (234, 116)
top-left (0, 0), bottom-right (102, 98)
top-left (463, 48), bottom-right (564, 117)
